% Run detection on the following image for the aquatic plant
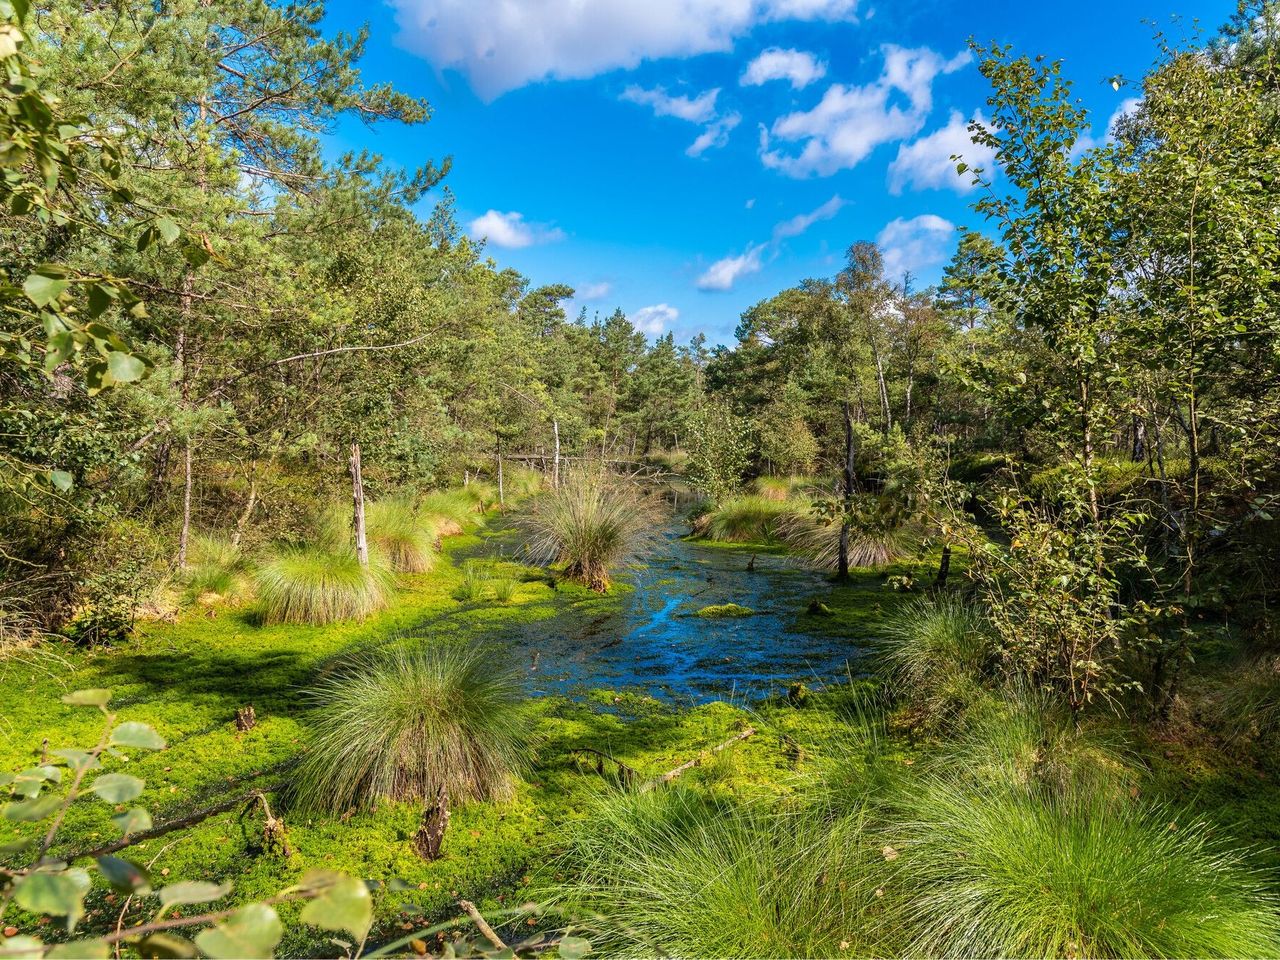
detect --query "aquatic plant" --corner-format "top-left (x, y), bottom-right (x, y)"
top-left (694, 602), bottom-right (754, 618)
top-left (254, 546), bottom-right (394, 625)
top-left (885, 774), bottom-right (1280, 958)
top-left (291, 643), bottom-right (532, 814)
top-left (553, 787), bottom-right (881, 957)
top-left (454, 561), bottom-right (490, 602)
top-left (520, 469), bottom-right (660, 592)
top-left (702, 495), bottom-right (798, 542)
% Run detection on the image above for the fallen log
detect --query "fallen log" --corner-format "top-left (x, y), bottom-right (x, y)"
top-left (641, 726), bottom-right (757, 792)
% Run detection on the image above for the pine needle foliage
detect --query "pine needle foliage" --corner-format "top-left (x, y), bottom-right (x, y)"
top-left (520, 469), bottom-right (660, 592)
top-left (254, 546), bottom-right (394, 625)
top-left (291, 643), bottom-right (533, 814)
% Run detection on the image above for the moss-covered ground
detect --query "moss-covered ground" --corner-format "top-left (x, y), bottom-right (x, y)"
top-left (3, 520), bottom-right (1278, 955)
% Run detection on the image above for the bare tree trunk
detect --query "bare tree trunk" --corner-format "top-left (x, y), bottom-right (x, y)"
top-left (553, 419), bottom-right (561, 489)
top-left (178, 441), bottom-right (194, 568)
top-left (231, 466), bottom-right (258, 549)
top-left (350, 443), bottom-right (368, 566)
top-left (838, 400), bottom-right (855, 581)
top-left (496, 435), bottom-right (505, 511)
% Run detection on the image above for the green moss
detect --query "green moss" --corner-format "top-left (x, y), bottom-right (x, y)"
top-left (694, 603), bottom-right (755, 619)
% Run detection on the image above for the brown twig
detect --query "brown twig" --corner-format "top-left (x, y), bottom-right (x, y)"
top-left (457, 900), bottom-right (507, 951)
top-left (642, 727), bottom-right (757, 792)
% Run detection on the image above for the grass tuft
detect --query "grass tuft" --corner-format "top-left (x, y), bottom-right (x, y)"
top-left (454, 561), bottom-right (490, 602)
top-left (254, 546), bottom-right (394, 625)
top-left (778, 507), bottom-right (917, 570)
top-left (520, 469), bottom-right (660, 592)
top-left (366, 496), bottom-right (438, 573)
top-left (701, 495), bottom-right (798, 542)
top-left (291, 642), bottom-right (533, 814)
top-left (183, 532), bottom-right (251, 602)
top-left (875, 594), bottom-right (992, 720)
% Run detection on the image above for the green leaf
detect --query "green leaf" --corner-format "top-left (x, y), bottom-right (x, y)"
top-left (105, 350), bottom-right (146, 384)
top-left (298, 871), bottom-right (372, 939)
top-left (49, 469), bottom-right (74, 492)
top-left (53, 749), bottom-right (101, 772)
top-left (194, 903), bottom-right (283, 960)
top-left (96, 855), bottom-right (151, 895)
top-left (158, 880), bottom-right (232, 908)
top-left (22, 271), bottom-right (68, 308)
top-left (110, 721), bottom-right (165, 750)
top-left (61, 688), bottom-right (111, 707)
top-left (13, 869), bottom-right (91, 928)
top-left (90, 772), bottom-right (144, 804)
top-left (558, 935), bottom-right (592, 959)
top-left (155, 217), bottom-right (180, 244)
top-left (135, 934), bottom-right (198, 959)
top-left (0, 837), bottom-right (35, 855)
top-left (47, 940), bottom-right (110, 959)
top-left (0, 935), bottom-right (44, 959)
top-left (3, 794), bottom-right (62, 822)
top-left (112, 806), bottom-right (152, 836)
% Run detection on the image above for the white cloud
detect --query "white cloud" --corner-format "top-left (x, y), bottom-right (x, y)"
top-left (621, 85), bottom-right (720, 123)
top-left (697, 243), bottom-right (767, 291)
top-left (742, 47), bottom-right (827, 89)
top-left (577, 281), bottom-right (612, 301)
top-left (772, 194), bottom-right (844, 240)
top-left (390, 0), bottom-right (860, 101)
top-left (1073, 97), bottom-right (1143, 156)
top-left (632, 303), bottom-right (679, 335)
top-left (888, 109), bottom-right (994, 194)
top-left (687, 112), bottom-right (742, 156)
top-left (760, 45), bottom-right (971, 178)
top-left (468, 210), bottom-right (565, 248)
top-left (876, 214), bottom-right (955, 280)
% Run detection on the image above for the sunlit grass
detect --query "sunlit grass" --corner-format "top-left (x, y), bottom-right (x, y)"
top-left (291, 642), bottom-right (533, 814)
top-left (702, 495), bottom-right (798, 542)
top-left (254, 546), bottom-right (394, 625)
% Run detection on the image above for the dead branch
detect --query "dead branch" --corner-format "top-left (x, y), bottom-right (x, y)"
top-left (457, 899), bottom-right (507, 951)
top-left (642, 726), bottom-right (757, 792)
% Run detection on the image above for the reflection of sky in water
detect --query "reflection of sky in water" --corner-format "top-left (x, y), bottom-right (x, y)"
top-left (447, 524), bottom-right (863, 705)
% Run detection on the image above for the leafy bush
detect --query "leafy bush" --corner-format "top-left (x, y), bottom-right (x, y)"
top-left (553, 787), bottom-right (881, 957)
top-left (876, 595), bottom-right (992, 719)
top-left (291, 643), bottom-right (532, 814)
top-left (683, 400), bottom-right (751, 502)
top-left (885, 775), bottom-right (1280, 958)
top-left (521, 469), bottom-right (659, 592)
top-left (701, 495), bottom-right (798, 542)
top-left (254, 547), bottom-right (394, 625)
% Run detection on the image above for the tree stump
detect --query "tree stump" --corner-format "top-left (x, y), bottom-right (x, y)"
top-left (234, 704), bottom-right (257, 732)
top-left (413, 784), bottom-right (449, 860)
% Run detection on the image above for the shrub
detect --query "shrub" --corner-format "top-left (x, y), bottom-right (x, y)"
top-left (454, 561), bottom-right (490, 602)
top-left (291, 643), bottom-right (532, 813)
top-left (255, 547), bottom-right (394, 625)
top-left (876, 595), bottom-right (992, 719)
top-left (885, 775), bottom-right (1280, 958)
top-left (520, 469), bottom-right (659, 592)
top-left (366, 496), bottom-right (438, 573)
top-left (553, 787), bottom-right (881, 957)
top-left (702, 495), bottom-right (797, 542)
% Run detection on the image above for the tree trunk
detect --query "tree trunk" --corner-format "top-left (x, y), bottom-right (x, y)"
top-left (553, 419), bottom-right (561, 489)
top-left (350, 443), bottom-right (368, 566)
top-left (838, 400), bottom-right (855, 581)
top-left (177, 441), bottom-right (194, 568)
top-left (231, 465), bottom-right (258, 549)
top-left (934, 543), bottom-right (951, 588)
top-left (496, 435), bottom-right (505, 511)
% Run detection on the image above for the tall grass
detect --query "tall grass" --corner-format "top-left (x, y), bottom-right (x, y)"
top-left (291, 643), bottom-right (532, 814)
top-left (553, 787), bottom-right (882, 957)
top-left (701, 495), bottom-right (798, 542)
top-left (461, 478), bottom-right (498, 513)
top-left (419, 490), bottom-right (473, 536)
top-left (366, 496), bottom-right (438, 573)
top-left (875, 595), bottom-right (992, 720)
top-left (521, 469), bottom-right (659, 592)
top-left (885, 775), bottom-right (1280, 958)
top-left (254, 546), bottom-right (394, 625)
top-left (454, 561), bottom-right (490, 602)
top-left (779, 507), bottom-right (916, 569)
top-left (183, 532), bottom-right (250, 601)
top-left (1210, 653), bottom-right (1280, 743)
top-left (503, 466), bottom-right (545, 499)
top-left (749, 475), bottom-right (811, 502)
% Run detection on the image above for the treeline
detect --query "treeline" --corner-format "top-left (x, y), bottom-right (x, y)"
top-left (0, 0), bottom-right (704, 631)
top-left (699, 16), bottom-right (1280, 710)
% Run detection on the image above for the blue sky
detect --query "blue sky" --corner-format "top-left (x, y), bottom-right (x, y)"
top-left (322, 0), bottom-right (1229, 347)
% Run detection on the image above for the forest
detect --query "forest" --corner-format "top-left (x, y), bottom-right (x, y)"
top-left (1, 0), bottom-right (1279, 957)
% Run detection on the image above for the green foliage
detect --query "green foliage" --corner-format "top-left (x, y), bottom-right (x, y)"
top-left (254, 547), bottom-right (394, 625)
top-left (683, 400), bottom-right (751, 503)
top-left (290, 643), bottom-right (533, 814)
top-left (1209, 653), bottom-right (1280, 744)
top-left (491, 576), bottom-right (518, 604)
top-left (521, 469), bottom-right (659, 592)
top-left (419, 490), bottom-right (474, 534)
top-left (453, 560), bottom-right (490, 602)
